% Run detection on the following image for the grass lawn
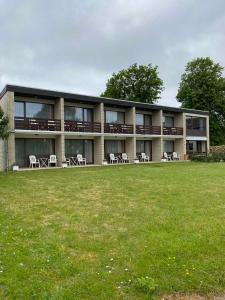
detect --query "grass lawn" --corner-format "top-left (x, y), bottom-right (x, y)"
top-left (0, 163), bottom-right (225, 299)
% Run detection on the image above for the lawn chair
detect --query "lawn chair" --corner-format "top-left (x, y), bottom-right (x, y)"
top-left (121, 153), bottom-right (129, 163)
top-left (77, 154), bottom-right (86, 165)
top-left (140, 152), bottom-right (150, 162)
top-left (29, 155), bottom-right (40, 168)
top-left (48, 155), bottom-right (57, 167)
top-left (109, 153), bottom-right (118, 164)
top-left (172, 152), bottom-right (179, 161)
top-left (163, 152), bottom-right (171, 161)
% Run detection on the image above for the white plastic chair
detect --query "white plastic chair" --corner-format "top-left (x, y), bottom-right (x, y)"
top-left (29, 155), bottom-right (40, 168)
top-left (77, 154), bottom-right (86, 165)
top-left (140, 152), bottom-right (150, 162)
top-left (163, 152), bottom-right (170, 161)
top-left (48, 155), bottom-right (57, 167)
top-left (109, 153), bottom-right (118, 164)
top-left (172, 152), bottom-right (179, 161)
top-left (121, 153), bottom-right (129, 163)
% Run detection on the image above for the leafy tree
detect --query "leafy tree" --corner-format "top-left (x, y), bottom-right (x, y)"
top-left (177, 57), bottom-right (225, 145)
top-left (0, 107), bottom-right (9, 140)
top-left (0, 107), bottom-right (9, 171)
top-left (101, 63), bottom-right (164, 103)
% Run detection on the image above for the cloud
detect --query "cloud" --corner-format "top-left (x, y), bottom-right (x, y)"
top-left (0, 0), bottom-right (225, 107)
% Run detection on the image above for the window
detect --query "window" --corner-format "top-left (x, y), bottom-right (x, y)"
top-left (105, 111), bottom-right (125, 124)
top-left (164, 116), bottom-right (174, 127)
top-left (163, 140), bottom-right (174, 153)
top-left (136, 140), bottom-right (152, 157)
top-left (26, 102), bottom-right (53, 119)
top-left (104, 140), bottom-right (125, 157)
top-left (15, 101), bottom-right (53, 119)
top-left (65, 139), bottom-right (93, 163)
top-left (15, 138), bottom-right (54, 167)
top-left (15, 102), bottom-right (24, 117)
top-left (186, 116), bottom-right (206, 135)
top-left (64, 107), bottom-right (92, 122)
top-left (186, 141), bottom-right (207, 154)
top-left (136, 114), bottom-right (144, 125)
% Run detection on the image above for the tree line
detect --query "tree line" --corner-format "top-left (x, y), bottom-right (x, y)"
top-left (101, 58), bottom-right (225, 146)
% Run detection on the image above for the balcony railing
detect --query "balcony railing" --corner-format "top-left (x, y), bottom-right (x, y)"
top-left (15, 117), bottom-right (61, 131)
top-left (163, 127), bottom-right (183, 135)
top-left (104, 123), bottom-right (133, 134)
top-left (64, 120), bottom-right (101, 133)
top-left (186, 129), bottom-right (206, 136)
top-left (136, 125), bottom-right (161, 135)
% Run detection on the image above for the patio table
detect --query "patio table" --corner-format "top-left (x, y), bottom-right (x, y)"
top-left (39, 157), bottom-right (48, 168)
top-left (69, 156), bottom-right (78, 166)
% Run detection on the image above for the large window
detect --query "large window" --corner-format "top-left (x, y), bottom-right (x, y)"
top-left (136, 140), bottom-right (152, 158)
top-left (136, 114), bottom-right (152, 126)
top-left (186, 141), bottom-right (207, 154)
top-left (15, 138), bottom-right (55, 167)
top-left (186, 116), bottom-right (206, 135)
top-left (105, 111), bottom-right (125, 124)
top-left (64, 106), bottom-right (92, 122)
top-left (65, 139), bottom-right (93, 163)
top-left (15, 101), bottom-right (53, 119)
top-left (104, 140), bottom-right (125, 157)
top-left (164, 116), bottom-right (174, 127)
top-left (163, 140), bottom-right (174, 153)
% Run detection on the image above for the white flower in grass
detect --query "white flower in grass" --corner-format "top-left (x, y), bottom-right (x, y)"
top-left (108, 270), bottom-right (112, 273)
top-left (110, 258), bottom-right (114, 261)
top-left (124, 268), bottom-right (128, 271)
top-left (19, 263), bottom-right (24, 267)
top-left (117, 286), bottom-right (121, 289)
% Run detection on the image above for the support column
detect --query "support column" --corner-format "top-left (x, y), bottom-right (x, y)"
top-left (55, 135), bottom-right (65, 166)
top-left (126, 107), bottom-right (136, 133)
top-left (94, 103), bottom-right (104, 132)
top-left (152, 109), bottom-right (163, 134)
top-left (152, 137), bottom-right (162, 161)
top-left (206, 115), bottom-right (210, 154)
top-left (175, 138), bottom-right (185, 160)
top-left (94, 136), bottom-right (104, 165)
top-left (126, 137), bottom-right (136, 162)
top-left (55, 97), bottom-right (64, 131)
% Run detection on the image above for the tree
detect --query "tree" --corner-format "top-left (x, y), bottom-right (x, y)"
top-left (101, 63), bottom-right (164, 104)
top-left (177, 57), bottom-right (225, 145)
top-left (0, 107), bottom-right (9, 170)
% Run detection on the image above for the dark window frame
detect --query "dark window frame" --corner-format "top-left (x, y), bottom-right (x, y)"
top-left (15, 101), bottom-right (54, 119)
top-left (64, 106), bottom-right (93, 122)
top-left (104, 110), bottom-right (125, 124)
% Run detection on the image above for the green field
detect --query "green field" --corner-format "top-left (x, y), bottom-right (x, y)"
top-left (0, 163), bottom-right (225, 299)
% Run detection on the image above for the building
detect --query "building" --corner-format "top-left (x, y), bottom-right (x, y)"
top-left (0, 85), bottom-right (209, 170)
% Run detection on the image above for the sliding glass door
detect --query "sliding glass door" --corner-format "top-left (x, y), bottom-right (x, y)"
top-left (104, 140), bottom-right (125, 159)
top-left (65, 139), bottom-right (93, 163)
top-left (15, 138), bottom-right (55, 167)
top-left (136, 140), bottom-right (152, 159)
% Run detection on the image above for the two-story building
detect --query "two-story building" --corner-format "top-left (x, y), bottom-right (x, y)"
top-left (0, 85), bottom-right (209, 170)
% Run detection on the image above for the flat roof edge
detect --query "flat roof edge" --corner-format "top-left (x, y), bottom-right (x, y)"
top-left (0, 84), bottom-right (209, 115)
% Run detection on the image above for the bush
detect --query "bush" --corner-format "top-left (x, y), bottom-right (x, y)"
top-left (134, 276), bottom-right (158, 296)
top-left (191, 152), bottom-right (225, 162)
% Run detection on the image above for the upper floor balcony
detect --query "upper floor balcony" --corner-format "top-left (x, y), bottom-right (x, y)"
top-left (64, 120), bottom-right (101, 133)
top-left (136, 125), bottom-right (161, 135)
top-left (186, 116), bottom-right (207, 137)
top-left (15, 117), bottom-right (61, 131)
top-left (104, 123), bottom-right (133, 134)
top-left (163, 127), bottom-right (183, 135)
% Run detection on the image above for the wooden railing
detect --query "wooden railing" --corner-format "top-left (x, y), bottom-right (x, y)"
top-left (64, 120), bottom-right (101, 133)
top-left (186, 129), bottom-right (206, 136)
top-left (15, 117), bottom-right (61, 131)
top-left (136, 125), bottom-right (161, 135)
top-left (104, 123), bottom-right (133, 134)
top-left (163, 127), bottom-right (183, 135)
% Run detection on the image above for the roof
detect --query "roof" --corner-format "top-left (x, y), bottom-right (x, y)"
top-left (0, 84), bottom-right (209, 115)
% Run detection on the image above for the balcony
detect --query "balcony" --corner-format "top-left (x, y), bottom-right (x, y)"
top-left (15, 117), bottom-right (61, 131)
top-left (163, 127), bottom-right (183, 135)
top-left (136, 125), bottom-right (161, 135)
top-left (64, 120), bottom-right (101, 133)
top-left (104, 123), bottom-right (133, 134)
top-left (186, 129), bottom-right (206, 136)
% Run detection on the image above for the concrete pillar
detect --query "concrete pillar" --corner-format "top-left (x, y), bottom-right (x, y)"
top-left (126, 107), bottom-right (136, 134)
top-left (125, 137), bottom-right (136, 162)
top-left (152, 109), bottom-right (162, 134)
top-left (174, 138), bottom-right (185, 160)
top-left (175, 113), bottom-right (184, 129)
top-left (152, 137), bottom-right (162, 161)
top-left (94, 136), bottom-right (104, 164)
top-left (55, 97), bottom-right (64, 131)
top-left (55, 135), bottom-right (65, 166)
top-left (94, 103), bottom-right (104, 132)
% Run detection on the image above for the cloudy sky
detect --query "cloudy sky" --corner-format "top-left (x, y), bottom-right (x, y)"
top-left (0, 0), bottom-right (225, 107)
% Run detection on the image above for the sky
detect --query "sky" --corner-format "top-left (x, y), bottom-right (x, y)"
top-left (0, 0), bottom-right (225, 107)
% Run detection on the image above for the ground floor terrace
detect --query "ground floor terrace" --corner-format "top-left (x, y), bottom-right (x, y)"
top-left (0, 133), bottom-right (208, 170)
top-left (0, 163), bottom-right (224, 299)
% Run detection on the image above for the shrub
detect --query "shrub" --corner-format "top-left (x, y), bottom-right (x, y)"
top-left (191, 152), bottom-right (225, 162)
top-left (134, 276), bottom-right (158, 296)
